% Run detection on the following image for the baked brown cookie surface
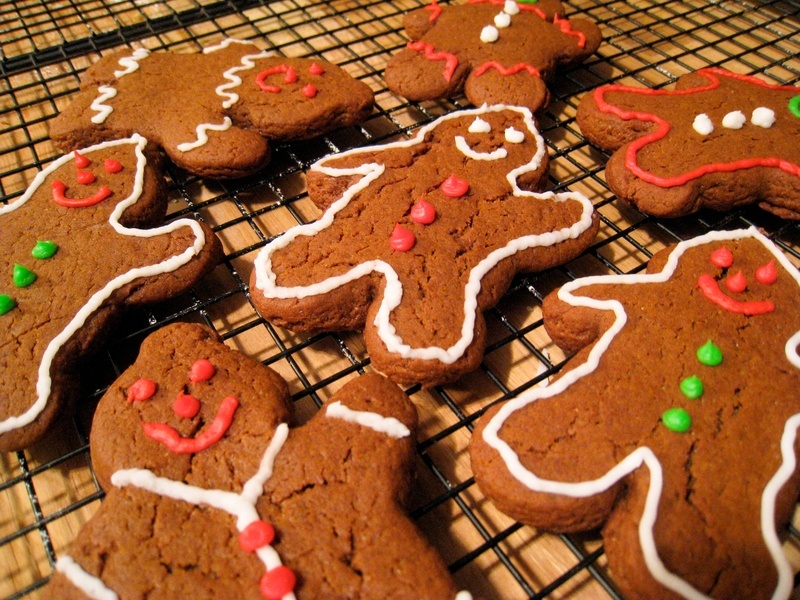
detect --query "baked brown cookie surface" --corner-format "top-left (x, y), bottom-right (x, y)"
top-left (49, 39), bottom-right (375, 178)
top-left (250, 105), bottom-right (598, 388)
top-left (0, 136), bottom-right (221, 451)
top-left (47, 323), bottom-right (463, 600)
top-left (576, 68), bottom-right (800, 218)
top-left (470, 228), bottom-right (800, 599)
top-left (384, 0), bottom-right (602, 113)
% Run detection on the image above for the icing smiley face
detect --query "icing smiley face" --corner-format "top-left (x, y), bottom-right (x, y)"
top-left (697, 245), bottom-right (777, 316)
top-left (454, 116), bottom-right (527, 161)
top-left (51, 150), bottom-right (124, 208)
top-left (255, 62), bottom-right (326, 98)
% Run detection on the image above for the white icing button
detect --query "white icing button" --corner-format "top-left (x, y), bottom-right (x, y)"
top-left (480, 25), bottom-right (499, 43)
top-left (721, 110), bottom-right (746, 129)
top-left (494, 12), bottom-right (511, 28)
top-left (504, 127), bottom-right (524, 143)
top-left (503, 0), bottom-right (520, 15)
top-left (692, 113), bottom-right (714, 136)
top-left (468, 117), bottom-right (492, 133)
top-left (751, 107), bottom-right (775, 128)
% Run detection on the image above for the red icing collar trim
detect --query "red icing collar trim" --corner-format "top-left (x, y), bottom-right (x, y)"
top-left (51, 180), bottom-right (111, 208)
top-left (142, 395), bottom-right (239, 453)
top-left (473, 61), bottom-right (541, 78)
top-left (593, 68), bottom-right (800, 188)
top-left (697, 273), bottom-right (775, 315)
top-left (407, 41), bottom-right (458, 83)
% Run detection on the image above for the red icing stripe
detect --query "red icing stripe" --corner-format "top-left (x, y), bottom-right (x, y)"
top-left (142, 395), bottom-right (239, 454)
top-left (697, 273), bottom-right (774, 315)
top-left (473, 61), bottom-right (541, 78)
top-left (553, 14), bottom-right (586, 49)
top-left (407, 41), bottom-right (458, 83)
top-left (51, 180), bottom-right (111, 208)
top-left (593, 68), bottom-right (800, 188)
top-left (424, 0), bottom-right (442, 22)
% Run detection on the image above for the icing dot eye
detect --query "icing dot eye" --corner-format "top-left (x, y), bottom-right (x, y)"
top-left (73, 150), bottom-right (91, 169)
top-left (751, 107), bottom-right (775, 128)
top-left (260, 565), bottom-right (296, 600)
top-left (32, 240), bottom-right (58, 259)
top-left (410, 198), bottom-right (436, 225)
top-left (662, 407), bottom-right (692, 433)
top-left (724, 270), bottom-right (747, 293)
top-left (104, 158), bottom-right (123, 173)
top-left (789, 95), bottom-right (800, 118)
top-left (389, 224), bottom-right (415, 252)
top-left (127, 378), bottom-right (157, 403)
top-left (76, 170), bottom-right (96, 185)
top-left (13, 264), bottom-right (36, 288)
top-left (302, 83), bottom-right (317, 98)
top-left (173, 393), bottom-right (201, 419)
top-left (309, 63), bottom-right (324, 75)
top-left (480, 25), bottom-right (499, 43)
top-left (441, 174), bottom-right (469, 197)
top-left (283, 66), bottom-right (297, 84)
top-left (679, 375), bottom-right (703, 399)
top-left (692, 114), bottom-right (713, 136)
top-left (0, 294), bottom-right (16, 316)
top-left (756, 259), bottom-right (778, 285)
top-left (494, 12), bottom-right (511, 27)
top-left (239, 520), bottom-right (276, 552)
top-left (468, 117), bottom-right (491, 134)
top-left (709, 246), bottom-right (733, 268)
top-left (697, 340), bottom-right (723, 366)
top-left (504, 127), bottom-right (524, 143)
top-left (190, 358), bottom-right (215, 383)
top-left (722, 110), bottom-right (746, 129)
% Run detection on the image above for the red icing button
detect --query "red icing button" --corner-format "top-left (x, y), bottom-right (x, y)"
top-left (104, 158), bottom-right (123, 173)
top-left (410, 198), bottom-right (436, 225)
top-left (239, 520), bottom-right (276, 553)
top-left (260, 566), bottom-right (296, 600)
top-left (73, 150), bottom-right (91, 169)
top-left (302, 83), bottom-right (317, 98)
top-left (724, 270), bottom-right (747, 293)
top-left (283, 66), bottom-right (297, 84)
top-left (76, 170), bottom-right (96, 185)
top-left (127, 378), bottom-right (156, 403)
top-left (390, 224), bottom-right (415, 252)
top-left (309, 62), bottom-right (324, 75)
top-left (190, 358), bottom-right (215, 383)
top-left (441, 174), bottom-right (468, 198)
top-left (173, 393), bottom-right (201, 419)
top-left (710, 246), bottom-right (733, 268)
top-left (756, 259), bottom-right (778, 285)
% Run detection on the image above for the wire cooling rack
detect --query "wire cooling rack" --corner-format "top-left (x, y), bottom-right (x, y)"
top-left (2, 0), bottom-right (800, 598)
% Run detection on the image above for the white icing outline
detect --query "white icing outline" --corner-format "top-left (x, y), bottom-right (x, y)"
top-left (55, 556), bottom-right (118, 600)
top-left (112, 48), bottom-right (150, 78)
top-left (89, 85), bottom-right (117, 124)
top-left (253, 104), bottom-right (595, 365)
top-left (176, 117), bottom-right (233, 152)
top-left (325, 400), bottom-right (411, 438)
top-left (455, 135), bottom-right (508, 161)
top-left (0, 134), bottom-right (209, 435)
top-left (203, 38), bottom-right (275, 109)
top-left (481, 227), bottom-right (800, 600)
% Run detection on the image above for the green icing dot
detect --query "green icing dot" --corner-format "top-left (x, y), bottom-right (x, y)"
top-left (789, 95), bottom-right (800, 119)
top-left (12, 264), bottom-right (36, 288)
top-left (0, 294), bottom-right (15, 315)
top-left (696, 340), bottom-right (723, 366)
top-left (662, 407), bottom-right (692, 433)
top-left (680, 375), bottom-right (704, 399)
top-left (32, 240), bottom-right (58, 259)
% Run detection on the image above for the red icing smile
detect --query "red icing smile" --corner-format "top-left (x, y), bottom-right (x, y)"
top-left (697, 274), bottom-right (774, 315)
top-left (51, 180), bottom-right (111, 208)
top-left (142, 395), bottom-right (239, 454)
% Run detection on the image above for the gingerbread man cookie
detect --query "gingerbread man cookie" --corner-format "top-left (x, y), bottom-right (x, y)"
top-left (576, 68), bottom-right (800, 218)
top-left (384, 0), bottom-right (602, 113)
top-left (0, 135), bottom-right (222, 451)
top-left (470, 228), bottom-right (800, 599)
top-left (249, 105), bottom-right (598, 387)
top-left (47, 323), bottom-right (465, 600)
top-left (49, 39), bottom-right (375, 178)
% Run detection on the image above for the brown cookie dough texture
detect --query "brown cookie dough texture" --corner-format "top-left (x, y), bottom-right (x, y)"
top-left (0, 136), bottom-right (222, 451)
top-left (47, 323), bottom-right (461, 599)
top-left (576, 67), bottom-right (800, 218)
top-left (249, 105), bottom-right (599, 388)
top-left (470, 228), bottom-right (800, 599)
top-left (384, 0), bottom-right (602, 113)
top-left (49, 39), bottom-right (375, 178)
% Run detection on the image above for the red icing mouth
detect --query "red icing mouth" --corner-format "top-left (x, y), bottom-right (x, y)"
top-left (142, 395), bottom-right (239, 453)
top-left (697, 273), bottom-right (774, 315)
top-left (52, 180), bottom-right (111, 208)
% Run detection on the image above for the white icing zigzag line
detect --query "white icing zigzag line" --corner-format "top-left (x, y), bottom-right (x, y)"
top-left (0, 134), bottom-right (208, 435)
top-left (55, 556), bottom-right (118, 600)
top-left (203, 38), bottom-right (275, 109)
top-left (113, 48), bottom-right (150, 78)
top-left (89, 85), bottom-right (117, 124)
top-left (253, 104), bottom-right (594, 365)
top-left (176, 117), bottom-right (233, 152)
top-left (325, 401), bottom-right (411, 438)
top-left (482, 226), bottom-right (800, 600)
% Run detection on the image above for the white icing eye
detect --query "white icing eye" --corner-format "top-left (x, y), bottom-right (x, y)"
top-left (751, 107), bottom-right (775, 128)
top-left (494, 12), bottom-right (511, 28)
top-left (692, 114), bottom-right (714, 136)
top-left (480, 25), bottom-right (499, 43)
top-left (468, 117), bottom-right (492, 133)
top-left (504, 127), bottom-right (524, 144)
top-left (503, 0), bottom-right (520, 15)
top-left (722, 111), bottom-right (746, 129)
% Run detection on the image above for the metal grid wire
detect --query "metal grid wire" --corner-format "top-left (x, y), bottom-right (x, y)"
top-left (2, 0), bottom-right (800, 598)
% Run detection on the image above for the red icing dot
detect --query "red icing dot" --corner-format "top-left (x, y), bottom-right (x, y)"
top-left (309, 62), bottom-right (324, 75)
top-left (260, 566), bottom-right (296, 600)
top-left (441, 174), bottom-right (468, 198)
top-left (389, 224), bottom-right (415, 252)
top-left (283, 66), bottom-right (297, 84)
top-left (410, 198), bottom-right (436, 225)
top-left (756, 259), bottom-right (778, 285)
top-left (239, 520), bottom-right (276, 553)
top-left (104, 158), bottom-right (123, 173)
top-left (73, 150), bottom-right (91, 169)
top-left (76, 170), bottom-right (96, 185)
top-left (190, 358), bottom-right (215, 383)
top-left (127, 378), bottom-right (156, 403)
top-left (173, 393), bottom-right (201, 419)
top-left (724, 270), bottom-right (747, 293)
top-left (302, 83), bottom-right (317, 98)
top-left (710, 246), bottom-right (733, 268)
